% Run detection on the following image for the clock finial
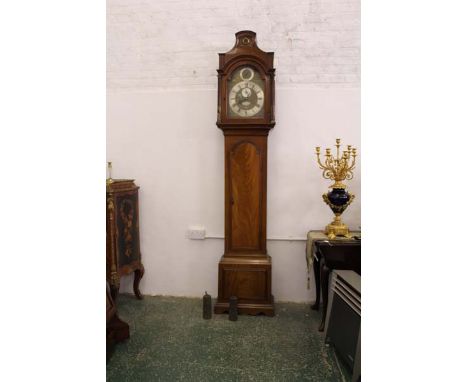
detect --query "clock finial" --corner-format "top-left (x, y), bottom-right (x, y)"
top-left (234, 30), bottom-right (257, 48)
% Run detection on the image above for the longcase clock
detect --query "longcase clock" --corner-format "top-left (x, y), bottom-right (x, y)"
top-left (214, 31), bottom-right (275, 316)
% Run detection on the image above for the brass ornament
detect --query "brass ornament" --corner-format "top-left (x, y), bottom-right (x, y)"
top-left (322, 192), bottom-right (355, 214)
top-left (315, 138), bottom-right (358, 239)
top-left (322, 193), bottom-right (355, 239)
top-left (110, 271), bottom-right (120, 288)
top-left (315, 138), bottom-right (357, 189)
top-left (107, 197), bottom-right (114, 212)
top-left (106, 161), bottom-right (114, 187)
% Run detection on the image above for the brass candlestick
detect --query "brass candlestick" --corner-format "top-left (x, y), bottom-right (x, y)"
top-left (106, 161), bottom-right (113, 185)
top-left (315, 138), bottom-right (357, 239)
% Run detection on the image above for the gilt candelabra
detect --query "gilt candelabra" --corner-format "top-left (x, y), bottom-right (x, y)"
top-left (315, 138), bottom-right (357, 239)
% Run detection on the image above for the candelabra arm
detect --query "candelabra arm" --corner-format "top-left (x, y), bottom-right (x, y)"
top-left (316, 155), bottom-right (328, 170)
top-left (326, 157), bottom-right (337, 175)
top-left (343, 156), bottom-right (356, 181)
top-left (322, 168), bottom-right (334, 181)
top-left (343, 159), bottom-right (351, 174)
top-left (348, 155), bottom-right (356, 172)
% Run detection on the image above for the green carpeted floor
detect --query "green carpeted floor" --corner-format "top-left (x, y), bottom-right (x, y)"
top-left (107, 295), bottom-right (350, 381)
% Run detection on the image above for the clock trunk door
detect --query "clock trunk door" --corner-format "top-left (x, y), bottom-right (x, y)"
top-left (226, 135), bottom-right (267, 255)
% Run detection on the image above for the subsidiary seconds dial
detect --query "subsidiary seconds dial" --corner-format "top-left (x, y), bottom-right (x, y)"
top-left (228, 67), bottom-right (265, 118)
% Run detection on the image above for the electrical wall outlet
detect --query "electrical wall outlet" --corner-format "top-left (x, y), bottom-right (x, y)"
top-left (187, 226), bottom-right (206, 240)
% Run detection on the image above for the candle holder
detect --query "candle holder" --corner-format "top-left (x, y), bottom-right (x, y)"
top-left (106, 161), bottom-right (114, 185)
top-left (315, 139), bottom-right (357, 239)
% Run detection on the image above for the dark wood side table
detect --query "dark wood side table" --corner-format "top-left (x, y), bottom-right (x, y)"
top-left (106, 179), bottom-right (144, 300)
top-left (306, 231), bottom-right (360, 331)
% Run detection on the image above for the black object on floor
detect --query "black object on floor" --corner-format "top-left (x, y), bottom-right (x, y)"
top-left (229, 296), bottom-right (238, 321)
top-left (203, 292), bottom-right (212, 319)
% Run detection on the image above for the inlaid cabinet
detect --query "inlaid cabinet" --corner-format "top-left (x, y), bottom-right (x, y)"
top-left (106, 179), bottom-right (144, 299)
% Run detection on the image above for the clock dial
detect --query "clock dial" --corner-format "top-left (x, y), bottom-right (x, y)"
top-left (228, 67), bottom-right (265, 118)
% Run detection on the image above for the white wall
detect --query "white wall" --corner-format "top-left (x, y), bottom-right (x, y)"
top-left (107, 0), bottom-right (360, 302)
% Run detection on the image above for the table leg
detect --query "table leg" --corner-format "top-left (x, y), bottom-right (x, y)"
top-left (311, 256), bottom-right (321, 310)
top-left (110, 282), bottom-right (120, 301)
top-left (133, 265), bottom-right (144, 300)
top-left (319, 263), bottom-right (330, 332)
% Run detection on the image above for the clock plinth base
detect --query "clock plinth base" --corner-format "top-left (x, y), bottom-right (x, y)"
top-left (214, 255), bottom-right (275, 317)
top-left (214, 300), bottom-right (275, 317)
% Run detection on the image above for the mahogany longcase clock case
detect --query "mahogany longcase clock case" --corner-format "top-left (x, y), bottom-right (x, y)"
top-left (214, 31), bottom-right (275, 316)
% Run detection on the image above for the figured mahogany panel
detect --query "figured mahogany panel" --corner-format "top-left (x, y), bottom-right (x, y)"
top-left (225, 135), bottom-right (267, 255)
top-left (221, 267), bottom-right (267, 301)
top-left (230, 142), bottom-right (261, 249)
